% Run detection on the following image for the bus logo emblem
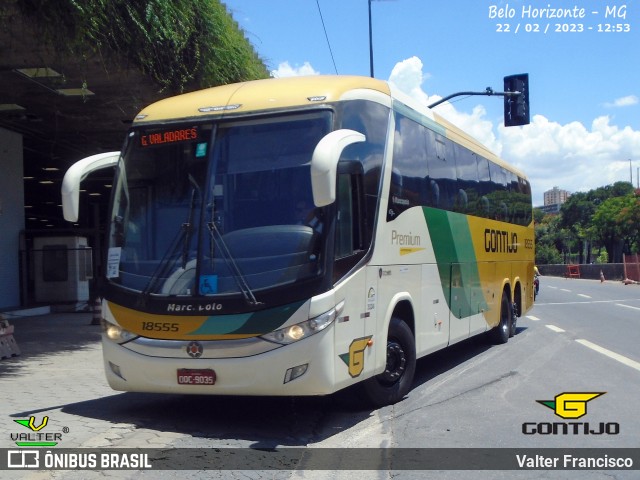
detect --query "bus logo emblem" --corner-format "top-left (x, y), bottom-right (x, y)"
top-left (339, 336), bottom-right (373, 378)
top-left (537, 392), bottom-right (605, 419)
top-left (186, 342), bottom-right (203, 358)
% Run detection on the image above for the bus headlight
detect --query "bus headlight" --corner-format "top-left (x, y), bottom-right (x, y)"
top-left (101, 318), bottom-right (138, 344)
top-left (260, 302), bottom-right (343, 345)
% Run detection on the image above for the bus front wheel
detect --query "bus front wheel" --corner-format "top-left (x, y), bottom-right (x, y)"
top-left (361, 317), bottom-right (416, 408)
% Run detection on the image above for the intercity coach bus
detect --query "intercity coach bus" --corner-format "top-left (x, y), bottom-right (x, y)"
top-left (62, 75), bottom-right (535, 407)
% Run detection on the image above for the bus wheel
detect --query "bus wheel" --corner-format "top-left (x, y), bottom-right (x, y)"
top-left (490, 291), bottom-right (511, 345)
top-left (509, 302), bottom-right (518, 338)
top-left (361, 317), bottom-right (416, 408)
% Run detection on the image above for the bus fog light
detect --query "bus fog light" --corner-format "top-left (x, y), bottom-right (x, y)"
top-left (284, 364), bottom-right (308, 383)
top-left (108, 361), bottom-right (126, 380)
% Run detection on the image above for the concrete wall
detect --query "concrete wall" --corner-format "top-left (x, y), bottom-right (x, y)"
top-left (537, 263), bottom-right (626, 281)
top-left (0, 127), bottom-right (24, 309)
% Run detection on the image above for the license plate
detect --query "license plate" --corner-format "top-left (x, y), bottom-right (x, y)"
top-left (177, 368), bottom-right (216, 385)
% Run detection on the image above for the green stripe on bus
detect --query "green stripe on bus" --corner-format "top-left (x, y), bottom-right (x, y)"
top-left (188, 301), bottom-right (305, 335)
top-left (423, 207), bottom-right (488, 319)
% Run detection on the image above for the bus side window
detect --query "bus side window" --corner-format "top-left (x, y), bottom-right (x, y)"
top-left (333, 169), bottom-right (366, 283)
top-left (427, 134), bottom-right (457, 210)
top-left (454, 145), bottom-right (478, 214)
top-left (335, 173), bottom-right (354, 259)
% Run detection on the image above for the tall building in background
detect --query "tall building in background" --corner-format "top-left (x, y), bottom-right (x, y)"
top-left (540, 186), bottom-right (570, 214)
top-left (544, 186), bottom-right (570, 206)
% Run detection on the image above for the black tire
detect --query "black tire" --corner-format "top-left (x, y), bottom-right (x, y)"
top-left (361, 317), bottom-right (416, 408)
top-left (490, 290), bottom-right (511, 345)
top-left (509, 302), bottom-right (518, 338)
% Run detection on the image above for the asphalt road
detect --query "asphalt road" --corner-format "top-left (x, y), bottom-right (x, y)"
top-left (2, 276), bottom-right (639, 479)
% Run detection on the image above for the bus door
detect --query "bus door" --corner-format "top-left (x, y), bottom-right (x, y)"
top-left (449, 261), bottom-right (488, 342)
top-left (418, 263), bottom-right (449, 355)
top-left (449, 263), bottom-right (471, 343)
top-left (332, 170), bottom-right (371, 387)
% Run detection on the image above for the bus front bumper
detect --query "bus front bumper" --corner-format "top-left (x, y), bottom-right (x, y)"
top-left (101, 328), bottom-right (337, 396)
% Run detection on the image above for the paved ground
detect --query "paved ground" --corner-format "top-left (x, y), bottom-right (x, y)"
top-left (2, 313), bottom-right (187, 479)
top-left (1, 313), bottom-right (112, 446)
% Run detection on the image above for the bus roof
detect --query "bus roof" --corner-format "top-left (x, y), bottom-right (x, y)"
top-left (133, 75), bottom-right (526, 180)
top-left (133, 75), bottom-right (391, 124)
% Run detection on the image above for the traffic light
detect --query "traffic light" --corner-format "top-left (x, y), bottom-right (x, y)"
top-left (504, 74), bottom-right (530, 127)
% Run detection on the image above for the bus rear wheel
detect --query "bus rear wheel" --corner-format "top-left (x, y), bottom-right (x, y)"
top-left (361, 317), bottom-right (416, 408)
top-left (490, 290), bottom-right (511, 345)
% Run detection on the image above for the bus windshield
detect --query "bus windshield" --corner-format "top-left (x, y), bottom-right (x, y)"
top-left (107, 112), bottom-right (332, 299)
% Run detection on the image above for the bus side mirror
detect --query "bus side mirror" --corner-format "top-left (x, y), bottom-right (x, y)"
top-left (61, 151), bottom-right (120, 222)
top-left (310, 129), bottom-right (366, 207)
top-left (504, 73), bottom-right (530, 127)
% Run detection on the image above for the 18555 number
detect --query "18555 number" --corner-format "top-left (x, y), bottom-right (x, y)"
top-left (141, 322), bottom-right (179, 332)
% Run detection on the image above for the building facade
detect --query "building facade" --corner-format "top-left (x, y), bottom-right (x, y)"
top-left (544, 186), bottom-right (570, 206)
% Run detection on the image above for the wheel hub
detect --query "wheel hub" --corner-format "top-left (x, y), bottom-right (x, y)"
top-left (380, 340), bottom-right (406, 386)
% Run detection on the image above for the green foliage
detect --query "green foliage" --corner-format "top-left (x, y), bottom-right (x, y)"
top-left (596, 250), bottom-right (608, 264)
top-left (592, 190), bottom-right (640, 262)
top-left (9, 0), bottom-right (269, 92)
top-left (536, 244), bottom-right (563, 265)
top-left (536, 182), bottom-right (639, 264)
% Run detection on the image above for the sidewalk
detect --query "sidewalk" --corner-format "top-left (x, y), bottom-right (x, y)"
top-left (0, 312), bottom-right (117, 450)
top-left (0, 311), bottom-right (101, 370)
top-left (1, 313), bottom-right (207, 479)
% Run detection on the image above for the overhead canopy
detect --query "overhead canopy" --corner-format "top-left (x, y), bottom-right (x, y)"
top-left (0, 1), bottom-right (268, 229)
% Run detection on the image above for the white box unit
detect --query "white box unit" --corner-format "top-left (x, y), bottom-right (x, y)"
top-left (33, 236), bottom-right (92, 303)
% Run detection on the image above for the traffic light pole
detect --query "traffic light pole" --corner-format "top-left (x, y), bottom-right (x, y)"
top-left (427, 73), bottom-right (530, 127)
top-left (427, 87), bottom-right (521, 109)
top-left (368, 0), bottom-right (374, 78)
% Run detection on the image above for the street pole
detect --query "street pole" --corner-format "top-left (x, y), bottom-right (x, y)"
top-left (368, 0), bottom-right (374, 78)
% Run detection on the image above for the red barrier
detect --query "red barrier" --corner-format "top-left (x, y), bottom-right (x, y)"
top-left (566, 265), bottom-right (580, 278)
top-left (624, 254), bottom-right (640, 283)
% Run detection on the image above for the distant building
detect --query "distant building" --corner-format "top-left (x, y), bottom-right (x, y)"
top-left (538, 203), bottom-right (562, 214)
top-left (544, 186), bottom-right (570, 206)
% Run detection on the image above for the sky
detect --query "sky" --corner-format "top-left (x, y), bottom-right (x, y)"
top-left (222, 0), bottom-right (640, 206)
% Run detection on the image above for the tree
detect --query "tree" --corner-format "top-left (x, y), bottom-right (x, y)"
top-left (560, 192), bottom-right (594, 263)
top-left (535, 182), bottom-right (636, 265)
top-left (591, 191), bottom-right (639, 262)
top-left (535, 213), bottom-right (568, 264)
top-left (614, 190), bottom-right (640, 253)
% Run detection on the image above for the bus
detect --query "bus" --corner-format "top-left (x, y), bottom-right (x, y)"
top-left (62, 75), bottom-right (535, 407)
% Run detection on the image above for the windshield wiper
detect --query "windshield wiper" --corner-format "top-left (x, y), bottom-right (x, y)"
top-left (142, 176), bottom-right (201, 296)
top-left (181, 175), bottom-right (200, 269)
top-left (206, 221), bottom-right (263, 306)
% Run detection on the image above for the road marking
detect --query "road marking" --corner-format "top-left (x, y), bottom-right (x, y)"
top-left (616, 303), bottom-right (640, 311)
top-left (577, 294), bottom-right (591, 299)
top-left (535, 299), bottom-right (640, 306)
top-left (576, 339), bottom-right (640, 373)
top-left (527, 315), bottom-right (540, 321)
top-left (560, 289), bottom-right (572, 293)
top-left (545, 324), bottom-right (565, 333)
top-left (548, 286), bottom-right (558, 290)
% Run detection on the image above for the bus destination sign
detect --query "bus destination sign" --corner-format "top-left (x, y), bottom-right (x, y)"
top-left (140, 127), bottom-right (198, 147)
